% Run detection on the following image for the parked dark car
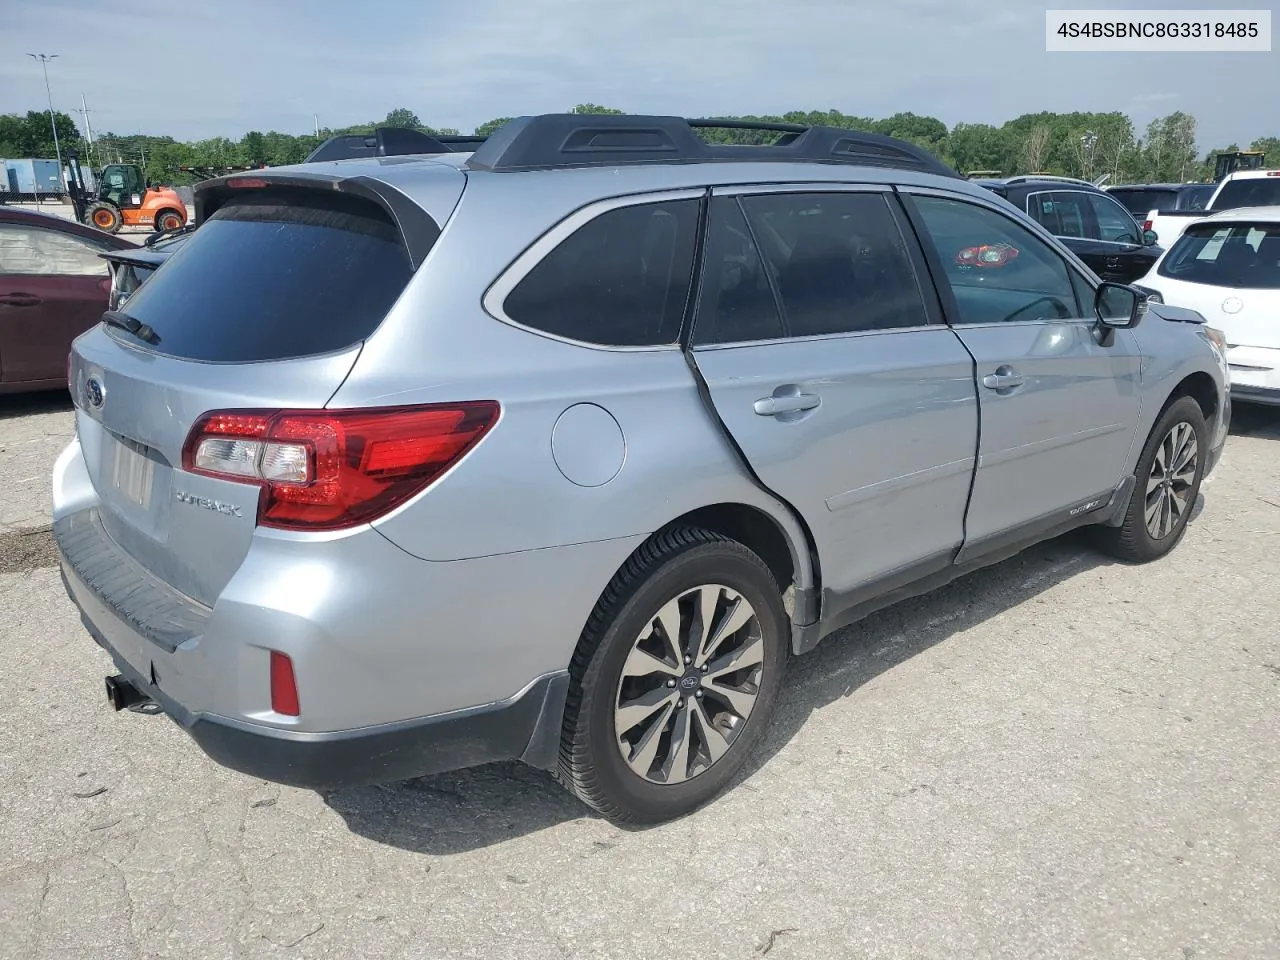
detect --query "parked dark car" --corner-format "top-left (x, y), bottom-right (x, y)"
top-left (0, 208), bottom-right (136, 394)
top-left (975, 175), bottom-right (1162, 283)
top-left (1107, 182), bottom-right (1215, 219)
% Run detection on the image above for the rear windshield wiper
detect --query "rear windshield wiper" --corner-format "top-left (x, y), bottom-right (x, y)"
top-left (102, 309), bottom-right (161, 345)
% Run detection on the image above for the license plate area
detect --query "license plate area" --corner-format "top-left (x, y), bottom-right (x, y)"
top-left (111, 439), bottom-right (156, 510)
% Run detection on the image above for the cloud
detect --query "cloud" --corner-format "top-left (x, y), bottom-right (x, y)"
top-left (1, 0), bottom-right (1270, 149)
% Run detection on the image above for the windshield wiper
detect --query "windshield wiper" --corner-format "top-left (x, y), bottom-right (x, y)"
top-left (102, 309), bottom-right (161, 345)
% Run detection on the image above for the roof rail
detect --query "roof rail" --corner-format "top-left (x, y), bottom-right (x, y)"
top-left (1004, 174), bottom-right (1096, 187)
top-left (304, 127), bottom-right (483, 163)
top-left (464, 114), bottom-right (961, 178)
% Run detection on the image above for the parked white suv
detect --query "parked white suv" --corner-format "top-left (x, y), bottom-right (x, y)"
top-left (1139, 206), bottom-right (1280, 406)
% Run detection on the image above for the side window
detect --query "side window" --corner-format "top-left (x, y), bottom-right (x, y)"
top-left (1047, 192), bottom-right (1095, 239)
top-left (0, 224), bottom-right (109, 276)
top-left (1089, 193), bottom-right (1140, 245)
top-left (691, 197), bottom-right (786, 345)
top-left (737, 192), bottom-right (931, 337)
top-left (912, 195), bottom-right (1080, 325)
top-left (502, 198), bottom-right (698, 347)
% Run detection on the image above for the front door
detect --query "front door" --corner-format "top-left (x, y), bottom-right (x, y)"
top-left (689, 188), bottom-right (979, 599)
top-left (905, 191), bottom-right (1143, 551)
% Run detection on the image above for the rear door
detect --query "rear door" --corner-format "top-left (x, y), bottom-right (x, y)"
top-left (67, 185), bottom-right (439, 605)
top-left (0, 221), bottom-right (114, 383)
top-left (689, 187), bottom-right (978, 599)
top-left (1086, 190), bottom-right (1158, 283)
top-left (905, 189), bottom-right (1142, 552)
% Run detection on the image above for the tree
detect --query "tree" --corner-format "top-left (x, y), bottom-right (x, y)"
top-left (945, 123), bottom-right (1010, 174)
top-left (1020, 125), bottom-right (1051, 173)
top-left (242, 130), bottom-right (267, 165)
top-left (475, 117), bottom-right (514, 136)
top-left (570, 103), bottom-right (624, 115)
top-left (384, 107), bottom-right (422, 129)
top-left (1249, 136), bottom-right (1280, 160)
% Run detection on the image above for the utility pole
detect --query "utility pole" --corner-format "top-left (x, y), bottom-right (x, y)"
top-left (75, 93), bottom-right (96, 162)
top-left (314, 113), bottom-right (321, 137)
top-left (27, 54), bottom-right (64, 189)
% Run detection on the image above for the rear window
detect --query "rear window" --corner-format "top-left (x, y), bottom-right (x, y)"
top-left (1212, 176), bottom-right (1280, 211)
top-left (1109, 188), bottom-right (1177, 216)
top-left (1158, 222), bottom-right (1280, 289)
top-left (111, 191), bottom-right (418, 362)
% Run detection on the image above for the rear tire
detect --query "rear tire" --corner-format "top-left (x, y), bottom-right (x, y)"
top-left (86, 202), bottom-right (122, 234)
top-left (557, 527), bottom-right (788, 824)
top-left (154, 209), bottom-right (184, 233)
top-left (1094, 395), bottom-right (1207, 563)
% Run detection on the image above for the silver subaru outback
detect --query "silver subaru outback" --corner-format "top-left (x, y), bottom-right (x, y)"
top-left (54, 115), bottom-right (1230, 824)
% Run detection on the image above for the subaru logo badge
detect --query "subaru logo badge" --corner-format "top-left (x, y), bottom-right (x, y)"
top-left (85, 375), bottom-right (106, 410)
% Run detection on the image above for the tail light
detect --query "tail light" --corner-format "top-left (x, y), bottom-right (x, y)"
top-left (955, 243), bottom-right (1020, 268)
top-left (182, 402), bottom-right (500, 531)
top-left (1142, 219), bottom-right (1153, 233)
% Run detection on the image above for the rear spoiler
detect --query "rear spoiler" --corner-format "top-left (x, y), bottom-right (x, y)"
top-left (304, 127), bottom-right (487, 163)
top-left (98, 248), bottom-right (173, 270)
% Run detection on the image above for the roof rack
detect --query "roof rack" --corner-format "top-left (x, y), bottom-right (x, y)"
top-left (464, 114), bottom-right (961, 178)
top-left (1003, 174), bottom-right (1096, 187)
top-left (304, 127), bottom-right (483, 163)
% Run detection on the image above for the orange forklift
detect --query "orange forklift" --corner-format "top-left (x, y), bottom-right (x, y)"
top-left (64, 151), bottom-right (187, 234)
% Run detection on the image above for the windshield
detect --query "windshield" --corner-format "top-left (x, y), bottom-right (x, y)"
top-left (1157, 222), bottom-right (1280, 289)
top-left (1212, 177), bottom-right (1280, 211)
top-left (111, 191), bottom-right (419, 362)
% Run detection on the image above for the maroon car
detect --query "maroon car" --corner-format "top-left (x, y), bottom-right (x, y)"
top-left (0, 208), bottom-right (136, 394)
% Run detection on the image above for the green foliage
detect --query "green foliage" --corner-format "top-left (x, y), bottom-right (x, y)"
top-left (2, 103), bottom-right (1273, 187)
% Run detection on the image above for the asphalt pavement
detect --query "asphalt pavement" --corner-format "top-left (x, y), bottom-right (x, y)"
top-left (1, 394), bottom-right (1278, 959)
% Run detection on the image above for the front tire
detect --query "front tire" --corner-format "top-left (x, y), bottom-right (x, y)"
top-left (557, 527), bottom-right (788, 824)
top-left (1095, 395), bottom-right (1207, 563)
top-left (86, 202), bottom-right (122, 234)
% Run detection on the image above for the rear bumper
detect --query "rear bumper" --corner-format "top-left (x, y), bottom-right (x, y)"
top-left (65, 564), bottom-right (570, 789)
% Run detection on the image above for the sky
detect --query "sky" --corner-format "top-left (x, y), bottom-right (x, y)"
top-left (2, 0), bottom-right (1275, 150)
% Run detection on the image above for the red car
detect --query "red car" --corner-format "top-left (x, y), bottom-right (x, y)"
top-left (0, 208), bottom-right (137, 394)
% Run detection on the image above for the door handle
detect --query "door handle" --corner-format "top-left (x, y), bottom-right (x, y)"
top-left (0, 294), bottom-right (41, 307)
top-left (754, 392), bottom-right (821, 417)
top-left (981, 368), bottom-right (1025, 391)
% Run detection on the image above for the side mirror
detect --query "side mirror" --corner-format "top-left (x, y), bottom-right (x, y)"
top-left (1142, 229), bottom-right (1159, 246)
top-left (1095, 281), bottom-right (1146, 330)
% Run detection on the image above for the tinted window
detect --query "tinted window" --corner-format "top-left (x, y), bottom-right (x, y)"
top-left (1213, 177), bottom-right (1280, 211)
top-left (116, 191), bottom-right (418, 362)
top-left (1089, 193), bottom-right (1141, 244)
top-left (1108, 188), bottom-right (1177, 216)
top-left (1028, 192), bottom-right (1096, 239)
top-left (505, 199), bottom-right (698, 346)
top-left (1157, 222), bottom-right (1280, 290)
top-left (913, 195), bottom-right (1080, 324)
top-left (737, 192), bottom-right (930, 337)
top-left (1180, 185), bottom-right (1215, 211)
top-left (0, 223), bottom-right (109, 276)
top-left (692, 197), bottom-right (785, 345)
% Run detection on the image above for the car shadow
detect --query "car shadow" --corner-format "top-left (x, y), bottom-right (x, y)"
top-left (1229, 402), bottom-right (1280, 440)
top-left (324, 525), bottom-right (1152, 855)
top-left (0, 389), bottom-right (73, 420)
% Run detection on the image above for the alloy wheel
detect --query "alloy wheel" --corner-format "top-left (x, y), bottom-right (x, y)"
top-left (1145, 420), bottom-right (1198, 540)
top-left (613, 584), bottom-right (764, 785)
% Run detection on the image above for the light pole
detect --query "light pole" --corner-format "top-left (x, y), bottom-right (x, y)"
top-left (1081, 131), bottom-right (1098, 180)
top-left (28, 53), bottom-right (64, 190)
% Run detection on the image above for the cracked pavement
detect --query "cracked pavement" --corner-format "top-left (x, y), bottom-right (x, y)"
top-left (1, 395), bottom-right (1278, 959)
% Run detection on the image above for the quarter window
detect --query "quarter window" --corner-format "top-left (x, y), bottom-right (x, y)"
top-left (503, 198), bottom-right (699, 347)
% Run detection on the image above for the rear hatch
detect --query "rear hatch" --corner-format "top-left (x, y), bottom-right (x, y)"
top-left (69, 174), bottom-right (452, 605)
top-left (1156, 219), bottom-right (1280, 349)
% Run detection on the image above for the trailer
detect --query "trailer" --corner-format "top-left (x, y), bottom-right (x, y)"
top-left (2, 158), bottom-right (65, 199)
